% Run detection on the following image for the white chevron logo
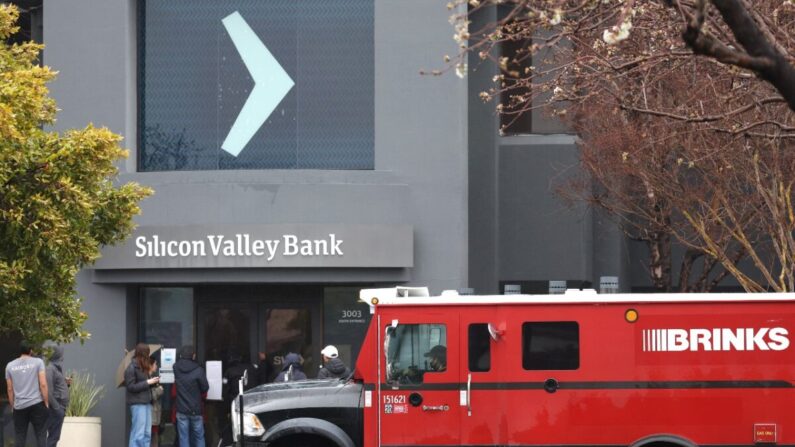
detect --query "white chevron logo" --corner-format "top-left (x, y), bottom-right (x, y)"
top-left (221, 11), bottom-right (295, 157)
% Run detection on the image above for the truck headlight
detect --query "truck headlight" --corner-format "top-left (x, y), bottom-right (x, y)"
top-left (243, 413), bottom-right (266, 437)
top-left (231, 411), bottom-right (266, 441)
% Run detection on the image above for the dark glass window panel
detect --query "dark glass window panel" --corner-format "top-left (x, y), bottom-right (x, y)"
top-left (522, 321), bottom-right (579, 370)
top-left (202, 307), bottom-right (252, 365)
top-left (140, 287), bottom-right (194, 441)
top-left (6, 1), bottom-right (42, 46)
top-left (498, 5), bottom-right (532, 135)
top-left (262, 308), bottom-right (314, 381)
top-left (323, 287), bottom-right (372, 369)
top-left (468, 323), bottom-right (491, 372)
top-left (499, 37), bottom-right (533, 135)
top-left (138, 0), bottom-right (374, 171)
top-left (140, 287), bottom-right (194, 349)
top-left (385, 324), bottom-right (447, 385)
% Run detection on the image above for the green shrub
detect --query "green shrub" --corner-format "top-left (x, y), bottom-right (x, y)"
top-left (65, 371), bottom-right (105, 417)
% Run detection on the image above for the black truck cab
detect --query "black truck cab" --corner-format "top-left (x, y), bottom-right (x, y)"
top-left (232, 379), bottom-right (363, 447)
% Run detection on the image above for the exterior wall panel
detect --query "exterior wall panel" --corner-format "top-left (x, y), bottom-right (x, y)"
top-left (45, 1), bottom-right (467, 445)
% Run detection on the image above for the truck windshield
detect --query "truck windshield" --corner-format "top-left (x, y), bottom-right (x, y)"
top-left (385, 324), bottom-right (446, 385)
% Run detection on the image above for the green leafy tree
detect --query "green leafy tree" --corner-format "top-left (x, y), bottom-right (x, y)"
top-left (0, 5), bottom-right (152, 344)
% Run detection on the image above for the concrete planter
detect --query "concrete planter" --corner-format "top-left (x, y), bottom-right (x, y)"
top-left (59, 416), bottom-right (101, 447)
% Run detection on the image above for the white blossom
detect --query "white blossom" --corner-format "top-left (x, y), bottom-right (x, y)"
top-left (453, 21), bottom-right (470, 43)
top-left (455, 62), bottom-right (468, 78)
top-left (602, 19), bottom-right (632, 45)
top-left (550, 9), bottom-right (563, 26)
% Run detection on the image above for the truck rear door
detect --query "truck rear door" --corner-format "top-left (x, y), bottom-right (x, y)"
top-left (377, 309), bottom-right (460, 446)
top-left (459, 309), bottom-right (506, 446)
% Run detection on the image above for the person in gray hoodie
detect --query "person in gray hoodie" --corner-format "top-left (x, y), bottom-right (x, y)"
top-left (45, 346), bottom-right (70, 447)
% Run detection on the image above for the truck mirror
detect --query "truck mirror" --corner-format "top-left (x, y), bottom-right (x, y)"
top-left (391, 319), bottom-right (399, 328)
top-left (488, 323), bottom-right (503, 341)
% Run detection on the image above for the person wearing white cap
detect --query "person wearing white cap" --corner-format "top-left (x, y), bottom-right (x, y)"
top-left (317, 345), bottom-right (351, 380)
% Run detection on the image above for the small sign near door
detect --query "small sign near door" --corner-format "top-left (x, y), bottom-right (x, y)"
top-left (159, 348), bottom-right (176, 384)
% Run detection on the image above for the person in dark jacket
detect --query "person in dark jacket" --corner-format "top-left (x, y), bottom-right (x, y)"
top-left (274, 353), bottom-right (307, 382)
top-left (222, 348), bottom-right (255, 408)
top-left (125, 343), bottom-right (160, 447)
top-left (254, 351), bottom-right (273, 385)
top-left (45, 346), bottom-right (70, 447)
top-left (173, 345), bottom-right (209, 447)
top-left (317, 345), bottom-right (351, 380)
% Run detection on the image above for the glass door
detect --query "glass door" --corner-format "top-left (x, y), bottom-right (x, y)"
top-left (258, 303), bottom-right (321, 383)
top-left (194, 287), bottom-right (321, 445)
top-left (196, 302), bottom-right (258, 446)
top-left (197, 303), bottom-right (257, 365)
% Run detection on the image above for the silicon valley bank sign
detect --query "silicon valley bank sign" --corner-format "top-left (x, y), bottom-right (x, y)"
top-left (136, 234), bottom-right (343, 260)
top-left (93, 225), bottom-right (412, 270)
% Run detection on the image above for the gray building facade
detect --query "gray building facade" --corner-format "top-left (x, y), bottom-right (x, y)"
top-left (41, 1), bottom-right (467, 445)
top-left (467, 6), bottom-right (630, 296)
top-left (3, 1), bottom-right (720, 446)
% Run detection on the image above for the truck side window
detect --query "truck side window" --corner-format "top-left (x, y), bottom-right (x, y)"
top-left (468, 324), bottom-right (491, 372)
top-left (385, 324), bottom-right (447, 385)
top-left (522, 322), bottom-right (579, 370)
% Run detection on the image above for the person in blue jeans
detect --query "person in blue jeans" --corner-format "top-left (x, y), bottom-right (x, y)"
top-left (125, 343), bottom-right (160, 447)
top-left (173, 345), bottom-right (208, 447)
top-left (6, 340), bottom-right (49, 447)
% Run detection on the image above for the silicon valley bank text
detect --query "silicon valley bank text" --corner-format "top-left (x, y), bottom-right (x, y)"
top-left (135, 234), bottom-right (344, 260)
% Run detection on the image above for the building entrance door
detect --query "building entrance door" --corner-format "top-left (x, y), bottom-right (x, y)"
top-left (259, 304), bottom-right (320, 382)
top-left (197, 302), bottom-right (321, 373)
top-left (196, 293), bottom-right (321, 445)
top-left (198, 302), bottom-right (258, 367)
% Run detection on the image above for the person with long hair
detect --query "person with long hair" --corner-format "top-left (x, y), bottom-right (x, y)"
top-left (125, 344), bottom-right (160, 447)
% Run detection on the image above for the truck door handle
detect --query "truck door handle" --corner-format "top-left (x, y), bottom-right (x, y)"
top-left (466, 373), bottom-right (472, 416)
top-left (422, 405), bottom-right (450, 412)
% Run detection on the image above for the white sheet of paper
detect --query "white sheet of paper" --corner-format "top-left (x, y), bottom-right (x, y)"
top-left (161, 349), bottom-right (176, 369)
top-left (159, 348), bottom-right (177, 384)
top-left (206, 360), bottom-right (223, 401)
top-left (159, 371), bottom-right (174, 384)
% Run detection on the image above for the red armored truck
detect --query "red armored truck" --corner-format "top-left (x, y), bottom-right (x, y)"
top-left (234, 287), bottom-right (795, 447)
top-left (356, 287), bottom-right (795, 447)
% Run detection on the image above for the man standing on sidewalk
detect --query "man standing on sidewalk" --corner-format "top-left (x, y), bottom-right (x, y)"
top-left (5, 340), bottom-right (49, 447)
top-left (45, 346), bottom-right (70, 447)
top-left (174, 345), bottom-right (209, 447)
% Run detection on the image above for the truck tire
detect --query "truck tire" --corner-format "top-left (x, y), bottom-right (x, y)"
top-left (262, 418), bottom-right (355, 447)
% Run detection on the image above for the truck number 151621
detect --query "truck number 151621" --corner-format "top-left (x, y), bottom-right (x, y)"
top-left (383, 395), bottom-right (406, 404)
